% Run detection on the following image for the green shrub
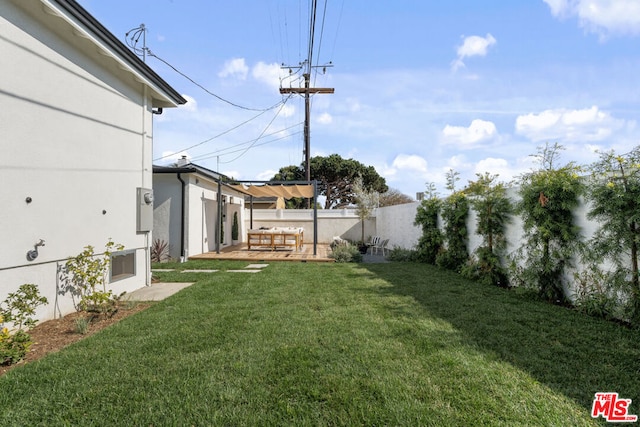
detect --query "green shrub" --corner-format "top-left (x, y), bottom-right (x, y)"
top-left (584, 148), bottom-right (640, 325)
top-left (436, 184), bottom-right (469, 271)
top-left (414, 183), bottom-right (443, 264)
top-left (330, 244), bottom-right (363, 263)
top-left (573, 266), bottom-right (628, 322)
top-left (150, 239), bottom-right (170, 263)
top-left (387, 247), bottom-right (417, 262)
top-left (0, 284), bottom-right (47, 365)
top-left (515, 143), bottom-right (584, 304)
top-left (464, 173), bottom-right (513, 287)
top-left (62, 240), bottom-right (124, 316)
top-left (461, 247), bottom-right (510, 288)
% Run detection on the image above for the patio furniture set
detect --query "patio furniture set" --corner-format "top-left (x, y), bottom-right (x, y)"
top-left (247, 227), bottom-right (304, 251)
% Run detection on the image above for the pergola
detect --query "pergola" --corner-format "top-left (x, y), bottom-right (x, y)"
top-left (218, 180), bottom-right (319, 255)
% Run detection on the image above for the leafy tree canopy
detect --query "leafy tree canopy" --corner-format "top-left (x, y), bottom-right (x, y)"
top-left (379, 188), bottom-right (414, 207)
top-left (271, 154), bottom-right (387, 209)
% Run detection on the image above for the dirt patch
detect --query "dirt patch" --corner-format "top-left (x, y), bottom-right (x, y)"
top-left (0, 302), bottom-right (152, 376)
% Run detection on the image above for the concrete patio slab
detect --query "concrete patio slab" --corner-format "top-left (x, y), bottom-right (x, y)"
top-left (125, 282), bottom-right (194, 301)
top-left (181, 269), bottom-right (219, 273)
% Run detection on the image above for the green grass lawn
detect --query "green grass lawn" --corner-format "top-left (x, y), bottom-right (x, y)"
top-left (1, 261), bottom-right (638, 425)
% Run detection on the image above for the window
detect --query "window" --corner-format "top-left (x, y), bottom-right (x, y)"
top-left (111, 250), bottom-right (136, 282)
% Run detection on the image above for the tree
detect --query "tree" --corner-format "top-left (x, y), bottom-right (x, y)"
top-left (353, 176), bottom-right (380, 244)
top-left (414, 183), bottom-right (443, 264)
top-left (582, 148), bottom-right (640, 324)
top-left (379, 188), bottom-right (414, 207)
top-left (271, 154), bottom-right (387, 209)
top-left (515, 143), bottom-right (584, 304)
top-left (436, 169), bottom-right (469, 271)
top-left (462, 173), bottom-right (513, 287)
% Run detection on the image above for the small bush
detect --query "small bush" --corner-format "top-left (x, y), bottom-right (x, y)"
top-left (330, 244), bottom-right (363, 263)
top-left (62, 240), bottom-right (124, 316)
top-left (74, 317), bottom-right (91, 335)
top-left (387, 247), bottom-right (417, 262)
top-left (150, 239), bottom-right (170, 263)
top-left (573, 267), bottom-right (629, 322)
top-left (0, 284), bottom-right (47, 365)
top-left (460, 248), bottom-right (510, 288)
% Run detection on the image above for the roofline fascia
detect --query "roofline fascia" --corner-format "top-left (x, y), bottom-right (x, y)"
top-left (49, 0), bottom-right (186, 106)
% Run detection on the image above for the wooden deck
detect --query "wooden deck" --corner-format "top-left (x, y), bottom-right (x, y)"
top-left (189, 243), bottom-right (334, 263)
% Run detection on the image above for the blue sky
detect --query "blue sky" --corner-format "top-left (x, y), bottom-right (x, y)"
top-left (78, 0), bottom-right (640, 199)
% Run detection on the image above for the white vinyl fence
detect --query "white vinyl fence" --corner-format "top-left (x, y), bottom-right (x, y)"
top-left (250, 187), bottom-right (609, 301)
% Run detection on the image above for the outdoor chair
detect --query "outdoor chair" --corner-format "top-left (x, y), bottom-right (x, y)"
top-left (372, 238), bottom-right (389, 256)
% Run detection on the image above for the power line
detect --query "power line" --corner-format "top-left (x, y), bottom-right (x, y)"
top-left (188, 121), bottom-right (304, 162)
top-left (220, 98), bottom-right (294, 164)
top-left (152, 97), bottom-right (292, 162)
top-left (124, 24), bottom-right (284, 112)
top-left (147, 50), bottom-right (285, 112)
top-left (193, 129), bottom-right (304, 163)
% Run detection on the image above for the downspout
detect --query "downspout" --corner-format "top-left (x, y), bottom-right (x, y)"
top-left (250, 195), bottom-right (254, 229)
top-left (177, 173), bottom-right (186, 262)
top-left (313, 180), bottom-right (318, 255)
top-left (216, 175), bottom-right (222, 254)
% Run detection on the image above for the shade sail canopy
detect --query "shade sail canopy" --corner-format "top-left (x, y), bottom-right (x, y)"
top-left (229, 184), bottom-right (314, 199)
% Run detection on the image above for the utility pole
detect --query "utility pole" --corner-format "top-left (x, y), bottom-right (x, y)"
top-left (280, 64), bottom-right (334, 203)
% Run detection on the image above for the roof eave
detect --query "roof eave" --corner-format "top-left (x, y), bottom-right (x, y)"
top-left (49, 0), bottom-right (186, 107)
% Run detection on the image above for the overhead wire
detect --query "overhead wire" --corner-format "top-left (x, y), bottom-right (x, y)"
top-left (146, 50), bottom-right (285, 112)
top-left (126, 25), bottom-right (281, 113)
top-left (329, 0), bottom-right (345, 62)
top-left (152, 97), bottom-right (291, 162)
top-left (192, 129), bottom-right (304, 163)
top-left (220, 98), bottom-right (295, 164)
top-left (188, 121), bottom-right (304, 162)
top-left (313, 0), bottom-right (329, 86)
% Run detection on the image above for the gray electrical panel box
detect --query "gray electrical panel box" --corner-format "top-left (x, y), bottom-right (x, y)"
top-left (137, 187), bottom-right (153, 232)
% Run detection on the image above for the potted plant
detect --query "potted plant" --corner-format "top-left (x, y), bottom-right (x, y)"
top-left (353, 176), bottom-right (379, 254)
top-left (231, 211), bottom-right (239, 245)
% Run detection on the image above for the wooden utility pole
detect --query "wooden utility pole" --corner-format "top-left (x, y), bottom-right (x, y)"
top-left (280, 71), bottom-right (334, 184)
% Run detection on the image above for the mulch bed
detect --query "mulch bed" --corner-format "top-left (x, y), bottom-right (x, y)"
top-left (0, 302), bottom-right (152, 376)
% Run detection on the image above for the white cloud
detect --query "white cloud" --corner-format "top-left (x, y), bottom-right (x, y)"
top-left (252, 61), bottom-right (283, 90)
top-left (543, 0), bottom-right (640, 37)
top-left (442, 119), bottom-right (498, 145)
top-left (473, 158), bottom-right (515, 181)
top-left (218, 58), bottom-right (249, 80)
top-left (222, 170), bottom-right (240, 179)
top-left (446, 154), bottom-right (473, 171)
top-left (392, 154), bottom-right (428, 173)
top-left (256, 169), bottom-right (278, 181)
top-left (178, 94), bottom-right (198, 112)
top-left (280, 103), bottom-right (296, 118)
top-left (515, 106), bottom-right (623, 141)
top-left (383, 154), bottom-right (428, 178)
top-left (452, 33), bottom-right (496, 71)
top-left (317, 112), bottom-right (333, 125)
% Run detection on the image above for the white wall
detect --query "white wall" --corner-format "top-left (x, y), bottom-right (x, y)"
top-left (246, 208), bottom-right (375, 244)
top-left (153, 172), bottom-right (246, 259)
top-left (152, 174), bottom-right (183, 260)
top-left (0, 1), bottom-right (160, 321)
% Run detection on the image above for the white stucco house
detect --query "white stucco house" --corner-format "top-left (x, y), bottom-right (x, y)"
top-left (153, 160), bottom-right (247, 260)
top-left (0, 0), bottom-right (186, 321)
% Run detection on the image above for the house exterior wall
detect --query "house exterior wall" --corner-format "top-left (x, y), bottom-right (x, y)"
top-left (152, 174), bottom-right (184, 260)
top-left (0, 1), bottom-right (172, 321)
top-left (153, 172), bottom-right (246, 259)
